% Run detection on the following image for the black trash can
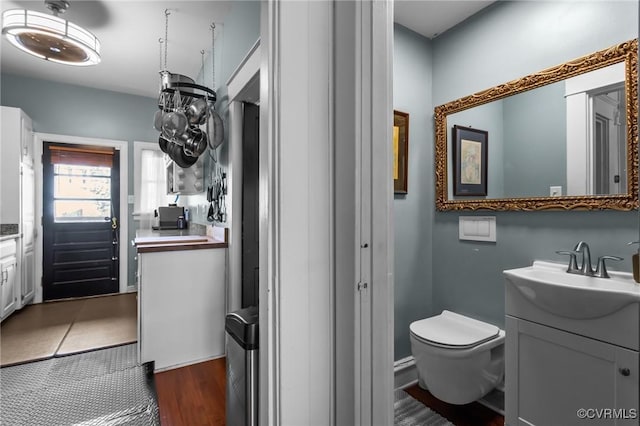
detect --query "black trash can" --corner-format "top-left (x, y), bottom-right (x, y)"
top-left (225, 306), bottom-right (259, 426)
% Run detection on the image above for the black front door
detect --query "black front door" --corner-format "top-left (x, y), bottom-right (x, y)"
top-left (242, 103), bottom-right (260, 308)
top-left (42, 143), bottom-right (120, 301)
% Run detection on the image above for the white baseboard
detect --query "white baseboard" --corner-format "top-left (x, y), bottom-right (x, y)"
top-left (394, 356), bottom-right (418, 390)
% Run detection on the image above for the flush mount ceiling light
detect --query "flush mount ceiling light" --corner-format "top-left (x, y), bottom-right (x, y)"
top-left (2, 0), bottom-right (100, 66)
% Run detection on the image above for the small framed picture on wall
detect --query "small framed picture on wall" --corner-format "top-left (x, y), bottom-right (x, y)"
top-left (452, 125), bottom-right (488, 196)
top-left (393, 110), bottom-right (409, 194)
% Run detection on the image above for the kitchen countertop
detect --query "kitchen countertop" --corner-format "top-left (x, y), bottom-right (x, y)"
top-left (0, 224), bottom-right (19, 237)
top-left (0, 233), bottom-right (20, 242)
top-left (134, 225), bottom-right (227, 253)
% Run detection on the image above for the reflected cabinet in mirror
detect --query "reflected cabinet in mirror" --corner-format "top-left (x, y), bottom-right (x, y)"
top-left (435, 39), bottom-right (638, 211)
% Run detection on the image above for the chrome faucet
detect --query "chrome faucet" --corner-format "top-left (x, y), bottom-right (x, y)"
top-left (557, 241), bottom-right (623, 278)
top-left (574, 241), bottom-right (594, 276)
top-left (595, 255), bottom-right (623, 279)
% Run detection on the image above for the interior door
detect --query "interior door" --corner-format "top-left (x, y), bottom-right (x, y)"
top-left (42, 143), bottom-right (120, 301)
top-left (242, 103), bottom-right (260, 308)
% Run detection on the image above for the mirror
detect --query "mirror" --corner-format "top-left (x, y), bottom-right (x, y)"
top-left (435, 39), bottom-right (638, 211)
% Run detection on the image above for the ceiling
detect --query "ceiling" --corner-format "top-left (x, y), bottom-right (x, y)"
top-left (0, 1), bottom-right (232, 98)
top-left (394, 0), bottom-right (495, 39)
top-left (0, 1), bottom-right (493, 100)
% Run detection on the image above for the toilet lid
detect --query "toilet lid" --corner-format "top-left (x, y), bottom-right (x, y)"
top-left (409, 310), bottom-right (500, 348)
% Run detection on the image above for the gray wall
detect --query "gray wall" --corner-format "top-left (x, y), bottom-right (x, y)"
top-left (393, 24), bottom-right (433, 360)
top-left (503, 81), bottom-right (566, 198)
top-left (429, 0), bottom-right (638, 329)
top-left (448, 100), bottom-right (505, 199)
top-left (1, 74), bottom-right (158, 288)
top-left (186, 0), bottom-right (261, 226)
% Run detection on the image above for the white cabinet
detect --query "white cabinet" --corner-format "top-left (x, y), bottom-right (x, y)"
top-left (506, 316), bottom-right (638, 426)
top-left (1, 240), bottom-right (18, 321)
top-left (505, 270), bottom-right (639, 426)
top-left (1, 106), bottom-right (33, 225)
top-left (19, 164), bottom-right (35, 307)
top-left (21, 248), bottom-right (35, 306)
top-left (1, 107), bottom-right (36, 311)
top-left (137, 245), bottom-right (226, 371)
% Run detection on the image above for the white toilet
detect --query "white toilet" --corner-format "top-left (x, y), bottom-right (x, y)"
top-left (409, 310), bottom-right (505, 405)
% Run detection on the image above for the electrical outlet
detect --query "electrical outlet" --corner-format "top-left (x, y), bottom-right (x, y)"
top-left (550, 186), bottom-right (562, 197)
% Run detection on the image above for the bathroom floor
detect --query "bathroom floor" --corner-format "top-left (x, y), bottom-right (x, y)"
top-left (405, 384), bottom-right (505, 426)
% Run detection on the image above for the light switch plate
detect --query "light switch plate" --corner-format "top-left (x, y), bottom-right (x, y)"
top-left (128, 195), bottom-right (135, 204)
top-left (549, 186), bottom-right (562, 197)
top-left (459, 216), bottom-right (496, 242)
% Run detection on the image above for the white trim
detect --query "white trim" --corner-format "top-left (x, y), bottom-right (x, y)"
top-left (152, 354), bottom-right (225, 373)
top-left (227, 102), bottom-right (243, 314)
top-left (565, 62), bottom-right (625, 195)
top-left (227, 41), bottom-right (262, 315)
top-left (259, 2), bottom-right (276, 424)
top-left (33, 132), bottom-right (129, 303)
top-left (227, 39), bottom-right (261, 101)
top-left (394, 356), bottom-right (418, 391)
top-left (226, 39), bottom-right (261, 90)
top-left (261, 1), bottom-right (335, 424)
top-left (369, 0), bottom-right (395, 423)
top-left (259, 1), bottom-right (393, 423)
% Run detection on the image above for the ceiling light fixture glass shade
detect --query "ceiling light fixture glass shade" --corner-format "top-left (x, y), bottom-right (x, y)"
top-left (2, 8), bottom-right (101, 66)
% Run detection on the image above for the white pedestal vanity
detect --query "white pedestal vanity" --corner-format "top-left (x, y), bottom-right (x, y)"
top-left (504, 261), bottom-right (639, 426)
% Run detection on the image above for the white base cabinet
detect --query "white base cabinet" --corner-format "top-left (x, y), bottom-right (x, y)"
top-left (138, 247), bottom-right (226, 371)
top-left (1, 240), bottom-right (18, 321)
top-left (506, 316), bottom-right (639, 426)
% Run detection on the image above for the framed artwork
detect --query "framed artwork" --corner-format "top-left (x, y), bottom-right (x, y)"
top-left (393, 110), bottom-right (409, 193)
top-left (452, 125), bottom-right (488, 196)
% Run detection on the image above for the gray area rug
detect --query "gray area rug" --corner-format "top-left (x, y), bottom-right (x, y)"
top-left (395, 389), bottom-right (455, 426)
top-left (0, 344), bottom-right (159, 425)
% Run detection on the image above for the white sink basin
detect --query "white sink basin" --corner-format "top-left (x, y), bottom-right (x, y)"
top-left (504, 261), bottom-right (640, 319)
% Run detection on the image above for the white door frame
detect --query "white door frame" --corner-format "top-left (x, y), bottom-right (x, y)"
top-left (33, 133), bottom-right (129, 303)
top-left (259, 1), bottom-right (393, 424)
top-left (226, 39), bottom-right (261, 314)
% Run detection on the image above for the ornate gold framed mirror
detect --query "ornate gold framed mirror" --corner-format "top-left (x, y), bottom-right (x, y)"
top-left (435, 39), bottom-right (638, 211)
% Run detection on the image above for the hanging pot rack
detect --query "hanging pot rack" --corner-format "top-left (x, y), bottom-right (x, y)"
top-left (158, 80), bottom-right (217, 106)
top-left (154, 10), bottom-right (222, 169)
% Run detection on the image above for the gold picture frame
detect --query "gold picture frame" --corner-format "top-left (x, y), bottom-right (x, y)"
top-left (394, 110), bottom-right (409, 194)
top-left (434, 39), bottom-right (638, 211)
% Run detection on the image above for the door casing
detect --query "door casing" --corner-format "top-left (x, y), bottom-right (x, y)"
top-left (33, 133), bottom-right (129, 304)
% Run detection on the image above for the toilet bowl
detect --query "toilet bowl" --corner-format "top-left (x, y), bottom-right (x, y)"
top-left (409, 310), bottom-right (505, 405)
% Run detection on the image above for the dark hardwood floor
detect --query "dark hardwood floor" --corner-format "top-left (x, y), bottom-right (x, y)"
top-left (154, 358), bottom-right (503, 426)
top-left (155, 357), bottom-right (226, 426)
top-left (405, 384), bottom-right (505, 426)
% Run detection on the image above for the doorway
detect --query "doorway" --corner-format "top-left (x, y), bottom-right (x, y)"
top-left (42, 143), bottom-right (120, 301)
top-left (241, 102), bottom-right (260, 308)
top-left (592, 86), bottom-right (626, 195)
